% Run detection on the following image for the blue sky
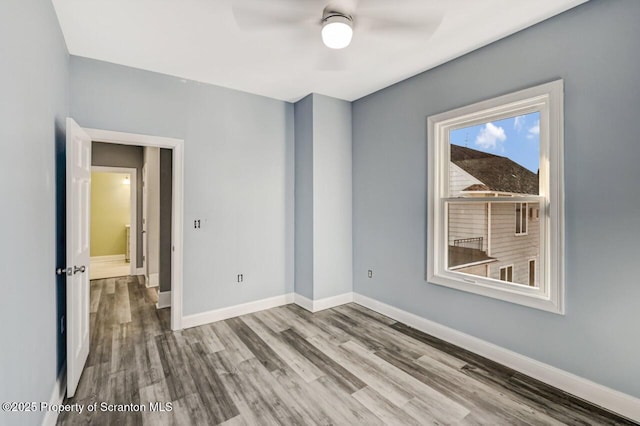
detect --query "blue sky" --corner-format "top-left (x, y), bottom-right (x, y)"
top-left (450, 111), bottom-right (540, 173)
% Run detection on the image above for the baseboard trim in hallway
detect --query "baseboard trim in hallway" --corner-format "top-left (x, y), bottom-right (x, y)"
top-left (148, 273), bottom-right (159, 288)
top-left (352, 293), bottom-right (640, 423)
top-left (90, 254), bottom-right (125, 263)
top-left (156, 290), bottom-right (171, 309)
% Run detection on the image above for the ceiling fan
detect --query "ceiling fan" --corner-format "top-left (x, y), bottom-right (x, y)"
top-left (231, 0), bottom-right (443, 55)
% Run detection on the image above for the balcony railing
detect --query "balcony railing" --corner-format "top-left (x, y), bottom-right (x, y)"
top-left (453, 237), bottom-right (483, 251)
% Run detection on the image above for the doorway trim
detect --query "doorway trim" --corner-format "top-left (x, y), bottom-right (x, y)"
top-left (85, 127), bottom-right (184, 331)
top-left (91, 166), bottom-right (137, 276)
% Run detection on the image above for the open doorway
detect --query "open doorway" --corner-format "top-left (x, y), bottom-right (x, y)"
top-left (89, 167), bottom-right (136, 279)
top-left (85, 127), bottom-right (184, 331)
top-left (63, 122), bottom-right (184, 399)
top-left (90, 142), bottom-right (173, 308)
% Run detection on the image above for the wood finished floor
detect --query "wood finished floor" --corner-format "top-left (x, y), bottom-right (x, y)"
top-left (58, 276), bottom-right (635, 425)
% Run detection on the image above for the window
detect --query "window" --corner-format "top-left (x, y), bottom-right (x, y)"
top-left (529, 259), bottom-right (536, 287)
top-left (499, 265), bottom-right (513, 282)
top-left (427, 80), bottom-right (564, 314)
top-left (530, 206), bottom-right (539, 221)
top-left (515, 202), bottom-right (527, 235)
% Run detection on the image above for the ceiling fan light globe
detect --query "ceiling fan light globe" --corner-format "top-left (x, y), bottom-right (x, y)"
top-left (321, 16), bottom-right (353, 49)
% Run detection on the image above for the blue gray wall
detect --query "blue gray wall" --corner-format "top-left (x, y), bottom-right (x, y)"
top-left (294, 95), bottom-right (314, 299)
top-left (312, 94), bottom-right (353, 300)
top-left (294, 94), bottom-right (353, 301)
top-left (0, 1), bottom-right (69, 425)
top-left (70, 57), bottom-right (295, 315)
top-left (352, 0), bottom-right (640, 398)
top-left (2, 2), bottom-right (638, 423)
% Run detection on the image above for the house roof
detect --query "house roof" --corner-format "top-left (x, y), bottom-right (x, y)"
top-left (451, 145), bottom-right (539, 195)
top-left (448, 245), bottom-right (496, 269)
top-left (463, 183), bottom-right (491, 192)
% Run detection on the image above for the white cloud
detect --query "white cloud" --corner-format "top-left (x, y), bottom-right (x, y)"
top-left (514, 115), bottom-right (525, 131)
top-left (475, 122), bottom-right (506, 149)
top-left (527, 120), bottom-right (540, 139)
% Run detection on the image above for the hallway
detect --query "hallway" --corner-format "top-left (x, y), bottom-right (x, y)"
top-left (89, 259), bottom-right (131, 280)
top-left (59, 276), bottom-right (166, 425)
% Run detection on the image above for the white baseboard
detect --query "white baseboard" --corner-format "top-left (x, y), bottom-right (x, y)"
top-left (314, 292), bottom-right (353, 311)
top-left (147, 273), bottom-right (159, 288)
top-left (136, 268), bottom-right (145, 276)
top-left (352, 293), bottom-right (640, 423)
top-left (90, 254), bottom-right (125, 263)
top-left (293, 293), bottom-right (314, 312)
top-left (295, 292), bottom-right (354, 313)
top-left (182, 293), bottom-right (294, 329)
top-left (41, 366), bottom-right (66, 426)
top-left (156, 291), bottom-right (171, 309)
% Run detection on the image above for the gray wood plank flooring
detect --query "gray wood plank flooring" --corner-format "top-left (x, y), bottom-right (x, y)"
top-left (57, 276), bottom-right (636, 425)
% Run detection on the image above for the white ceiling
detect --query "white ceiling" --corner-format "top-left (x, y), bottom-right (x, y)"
top-left (52, 0), bottom-right (588, 102)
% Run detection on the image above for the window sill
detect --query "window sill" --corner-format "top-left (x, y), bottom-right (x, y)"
top-left (427, 272), bottom-right (564, 314)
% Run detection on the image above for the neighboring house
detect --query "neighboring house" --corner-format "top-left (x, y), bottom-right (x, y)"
top-left (447, 145), bottom-right (540, 286)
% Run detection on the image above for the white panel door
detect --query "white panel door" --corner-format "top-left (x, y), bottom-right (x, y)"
top-left (66, 118), bottom-right (92, 398)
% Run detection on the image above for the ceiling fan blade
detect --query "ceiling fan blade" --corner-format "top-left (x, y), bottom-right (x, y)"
top-left (354, 0), bottom-right (434, 13)
top-left (325, 0), bottom-right (360, 15)
top-left (356, 14), bottom-right (443, 39)
top-left (231, 0), bottom-right (318, 32)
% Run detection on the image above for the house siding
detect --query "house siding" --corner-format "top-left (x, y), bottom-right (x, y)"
top-left (448, 203), bottom-right (488, 252)
top-left (449, 163), bottom-right (483, 197)
top-left (488, 202), bottom-right (540, 286)
top-left (457, 263), bottom-right (489, 277)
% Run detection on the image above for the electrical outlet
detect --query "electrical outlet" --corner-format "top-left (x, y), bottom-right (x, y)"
top-left (193, 218), bottom-right (208, 229)
top-left (237, 274), bottom-right (244, 283)
top-left (368, 270), bottom-right (373, 278)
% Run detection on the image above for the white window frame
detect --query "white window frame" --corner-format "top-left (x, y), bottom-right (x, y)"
top-left (427, 80), bottom-right (565, 314)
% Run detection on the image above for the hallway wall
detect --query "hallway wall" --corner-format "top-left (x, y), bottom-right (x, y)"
top-left (92, 142), bottom-right (144, 266)
top-left (159, 148), bottom-right (173, 292)
top-left (90, 172), bottom-right (131, 256)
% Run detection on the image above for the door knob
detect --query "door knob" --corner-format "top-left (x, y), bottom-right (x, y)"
top-left (73, 265), bottom-right (86, 275)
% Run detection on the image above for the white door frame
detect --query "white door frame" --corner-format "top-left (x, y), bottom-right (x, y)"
top-left (142, 163), bottom-right (149, 283)
top-left (85, 127), bottom-right (184, 331)
top-left (91, 166), bottom-right (137, 276)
